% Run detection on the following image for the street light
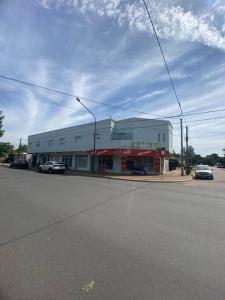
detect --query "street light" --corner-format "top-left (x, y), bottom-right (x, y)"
top-left (76, 97), bottom-right (96, 175)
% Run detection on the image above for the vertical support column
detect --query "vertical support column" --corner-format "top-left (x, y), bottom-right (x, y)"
top-left (180, 118), bottom-right (184, 176)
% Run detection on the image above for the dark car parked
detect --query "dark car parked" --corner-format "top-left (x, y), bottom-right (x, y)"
top-left (132, 167), bottom-right (147, 175)
top-left (10, 160), bottom-right (28, 169)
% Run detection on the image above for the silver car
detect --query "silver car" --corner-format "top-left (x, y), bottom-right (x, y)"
top-left (38, 161), bottom-right (66, 174)
top-left (195, 165), bottom-right (214, 180)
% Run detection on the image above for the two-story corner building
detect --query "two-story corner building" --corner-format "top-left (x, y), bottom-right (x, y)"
top-left (27, 117), bottom-right (173, 174)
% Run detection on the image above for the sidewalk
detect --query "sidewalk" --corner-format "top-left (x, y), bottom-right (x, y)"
top-left (104, 169), bottom-right (192, 183)
top-left (65, 168), bottom-right (192, 183)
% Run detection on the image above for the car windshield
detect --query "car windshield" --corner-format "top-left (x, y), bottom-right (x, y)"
top-left (197, 165), bottom-right (211, 170)
top-left (53, 162), bottom-right (64, 165)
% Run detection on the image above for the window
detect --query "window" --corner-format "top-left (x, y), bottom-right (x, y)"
top-left (62, 155), bottom-right (73, 167)
top-left (98, 157), bottom-right (113, 170)
top-left (158, 133), bottom-right (160, 142)
top-left (59, 137), bottom-right (65, 145)
top-left (111, 132), bottom-right (132, 140)
top-left (76, 155), bottom-right (88, 170)
top-left (96, 134), bottom-right (101, 140)
top-left (75, 135), bottom-right (81, 143)
top-left (36, 142), bottom-right (40, 147)
top-left (29, 142), bottom-right (32, 147)
top-left (48, 139), bottom-right (53, 146)
top-left (163, 134), bottom-right (166, 143)
top-left (131, 141), bottom-right (140, 148)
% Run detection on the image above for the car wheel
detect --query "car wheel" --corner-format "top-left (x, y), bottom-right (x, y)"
top-left (48, 168), bottom-right (53, 174)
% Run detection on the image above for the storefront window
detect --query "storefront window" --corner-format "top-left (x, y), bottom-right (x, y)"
top-left (127, 157), bottom-right (154, 172)
top-left (76, 155), bottom-right (88, 169)
top-left (98, 156), bottom-right (113, 170)
top-left (62, 155), bottom-right (73, 167)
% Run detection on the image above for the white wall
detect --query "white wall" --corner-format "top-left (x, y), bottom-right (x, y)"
top-left (28, 118), bottom-right (173, 154)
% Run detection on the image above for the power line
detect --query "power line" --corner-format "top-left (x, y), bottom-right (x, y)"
top-left (187, 115), bottom-right (225, 123)
top-left (0, 74), bottom-right (179, 120)
top-left (142, 0), bottom-right (186, 121)
top-left (183, 107), bottom-right (225, 117)
top-left (142, 0), bottom-right (189, 175)
top-left (190, 129), bottom-right (225, 134)
top-left (2, 75), bottom-right (225, 122)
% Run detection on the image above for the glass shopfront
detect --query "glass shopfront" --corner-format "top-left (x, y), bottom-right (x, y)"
top-left (127, 157), bottom-right (154, 173)
top-left (98, 156), bottom-right (113, 171)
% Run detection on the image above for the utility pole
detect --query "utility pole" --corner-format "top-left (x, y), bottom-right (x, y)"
top-left (76, 98), bottom-right (96, 176)
top-left (18, 138), bottom-right (22, 159)
top-left (180, 119), bottom-right (184, 176)
top-left (185, 126), bottom-right (189, 174)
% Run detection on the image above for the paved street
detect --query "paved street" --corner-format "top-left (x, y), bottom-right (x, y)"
top-left (0, 167), bottom-right (225, 300)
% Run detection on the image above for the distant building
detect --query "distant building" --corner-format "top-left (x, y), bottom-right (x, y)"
top-left (28, 118), bottom-right (173, 174)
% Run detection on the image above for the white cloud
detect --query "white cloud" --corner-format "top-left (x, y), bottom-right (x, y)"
top-left (37, 0), bottom-right (225, 51)
top-left (212, 0), bottom-right (225, 14)
top-left (134, 89), bottom-right (167, 102)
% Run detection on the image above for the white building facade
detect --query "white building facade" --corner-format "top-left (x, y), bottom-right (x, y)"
top-left (28, 118), bottom-right (173, 174)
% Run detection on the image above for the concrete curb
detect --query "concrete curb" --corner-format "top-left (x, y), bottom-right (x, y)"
top-left (101, 176), bottom-right (193, 183)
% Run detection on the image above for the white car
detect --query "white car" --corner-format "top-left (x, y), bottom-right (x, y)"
top-left (195, 165), bottom-right (214, 180)
top-left (38, 161), bottom-right (66, 174)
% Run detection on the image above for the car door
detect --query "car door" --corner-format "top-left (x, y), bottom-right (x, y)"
top-left (42, 162), bottom-right (49, 171)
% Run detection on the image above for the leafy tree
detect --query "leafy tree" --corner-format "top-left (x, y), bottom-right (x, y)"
top-left (183, 145), bottom-right (197, 165)
top-left (15, 144), bottom-right (27, 153)
top-left (0, 111), bottom-right (5, 138)
top-left (0, 142), bottom-right (14, 157)
top-left (173, 147), bottom-right (224, 167)
top-left (202, 153), bottom-right (221, 166)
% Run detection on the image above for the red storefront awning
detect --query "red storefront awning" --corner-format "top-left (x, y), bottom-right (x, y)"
top-left (89, 148), bottom-right (170, 158)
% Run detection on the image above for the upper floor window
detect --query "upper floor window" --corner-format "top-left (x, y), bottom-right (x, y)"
top-left (75, 135), bottom-right (81, 143)
top-left (163, 134), bottom-right (166, 143)
top-left (36, 142), bottom-right (40, 147)
top-left (29, 142), bottom-right (32, 147)
top-left (48, 139), bottom-right (53, 146)
top-left (158, 133), bottom-right (160, 142)
top-left (59, 138), bottom-right (65, 145)
top-left (111, 132), bottom-right (133, 140)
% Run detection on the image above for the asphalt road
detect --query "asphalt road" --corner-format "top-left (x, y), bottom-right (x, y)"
top-left (0, 167), bottom-right (225, 300)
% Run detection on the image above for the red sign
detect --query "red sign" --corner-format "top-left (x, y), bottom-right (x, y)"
top-left (90, 148), bottom-right (170, 158)
top-left (154, 158), bottom-right (161, 174)
top-left (121, 157), bottom-right (128, 172)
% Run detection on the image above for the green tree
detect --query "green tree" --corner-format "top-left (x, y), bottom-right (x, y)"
top-left (202, 153), bottom-right (221, 166)
top-left (0, 111), bottom-right (5, 138)
top-left (184, 145), bottom-right (198, 165)
top-left (0, 142), bottom-right (14, 157)
top-left (15, 144), bottom-right (27, 153)
top-left (192, 154), bottom-right (203, 165)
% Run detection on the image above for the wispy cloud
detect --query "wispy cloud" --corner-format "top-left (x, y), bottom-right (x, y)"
top-left (37, 0), bottom-right (225, 51)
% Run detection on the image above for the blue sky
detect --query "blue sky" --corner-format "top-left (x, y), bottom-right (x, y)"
top-left (0, 0), bottom-right (225, 155)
